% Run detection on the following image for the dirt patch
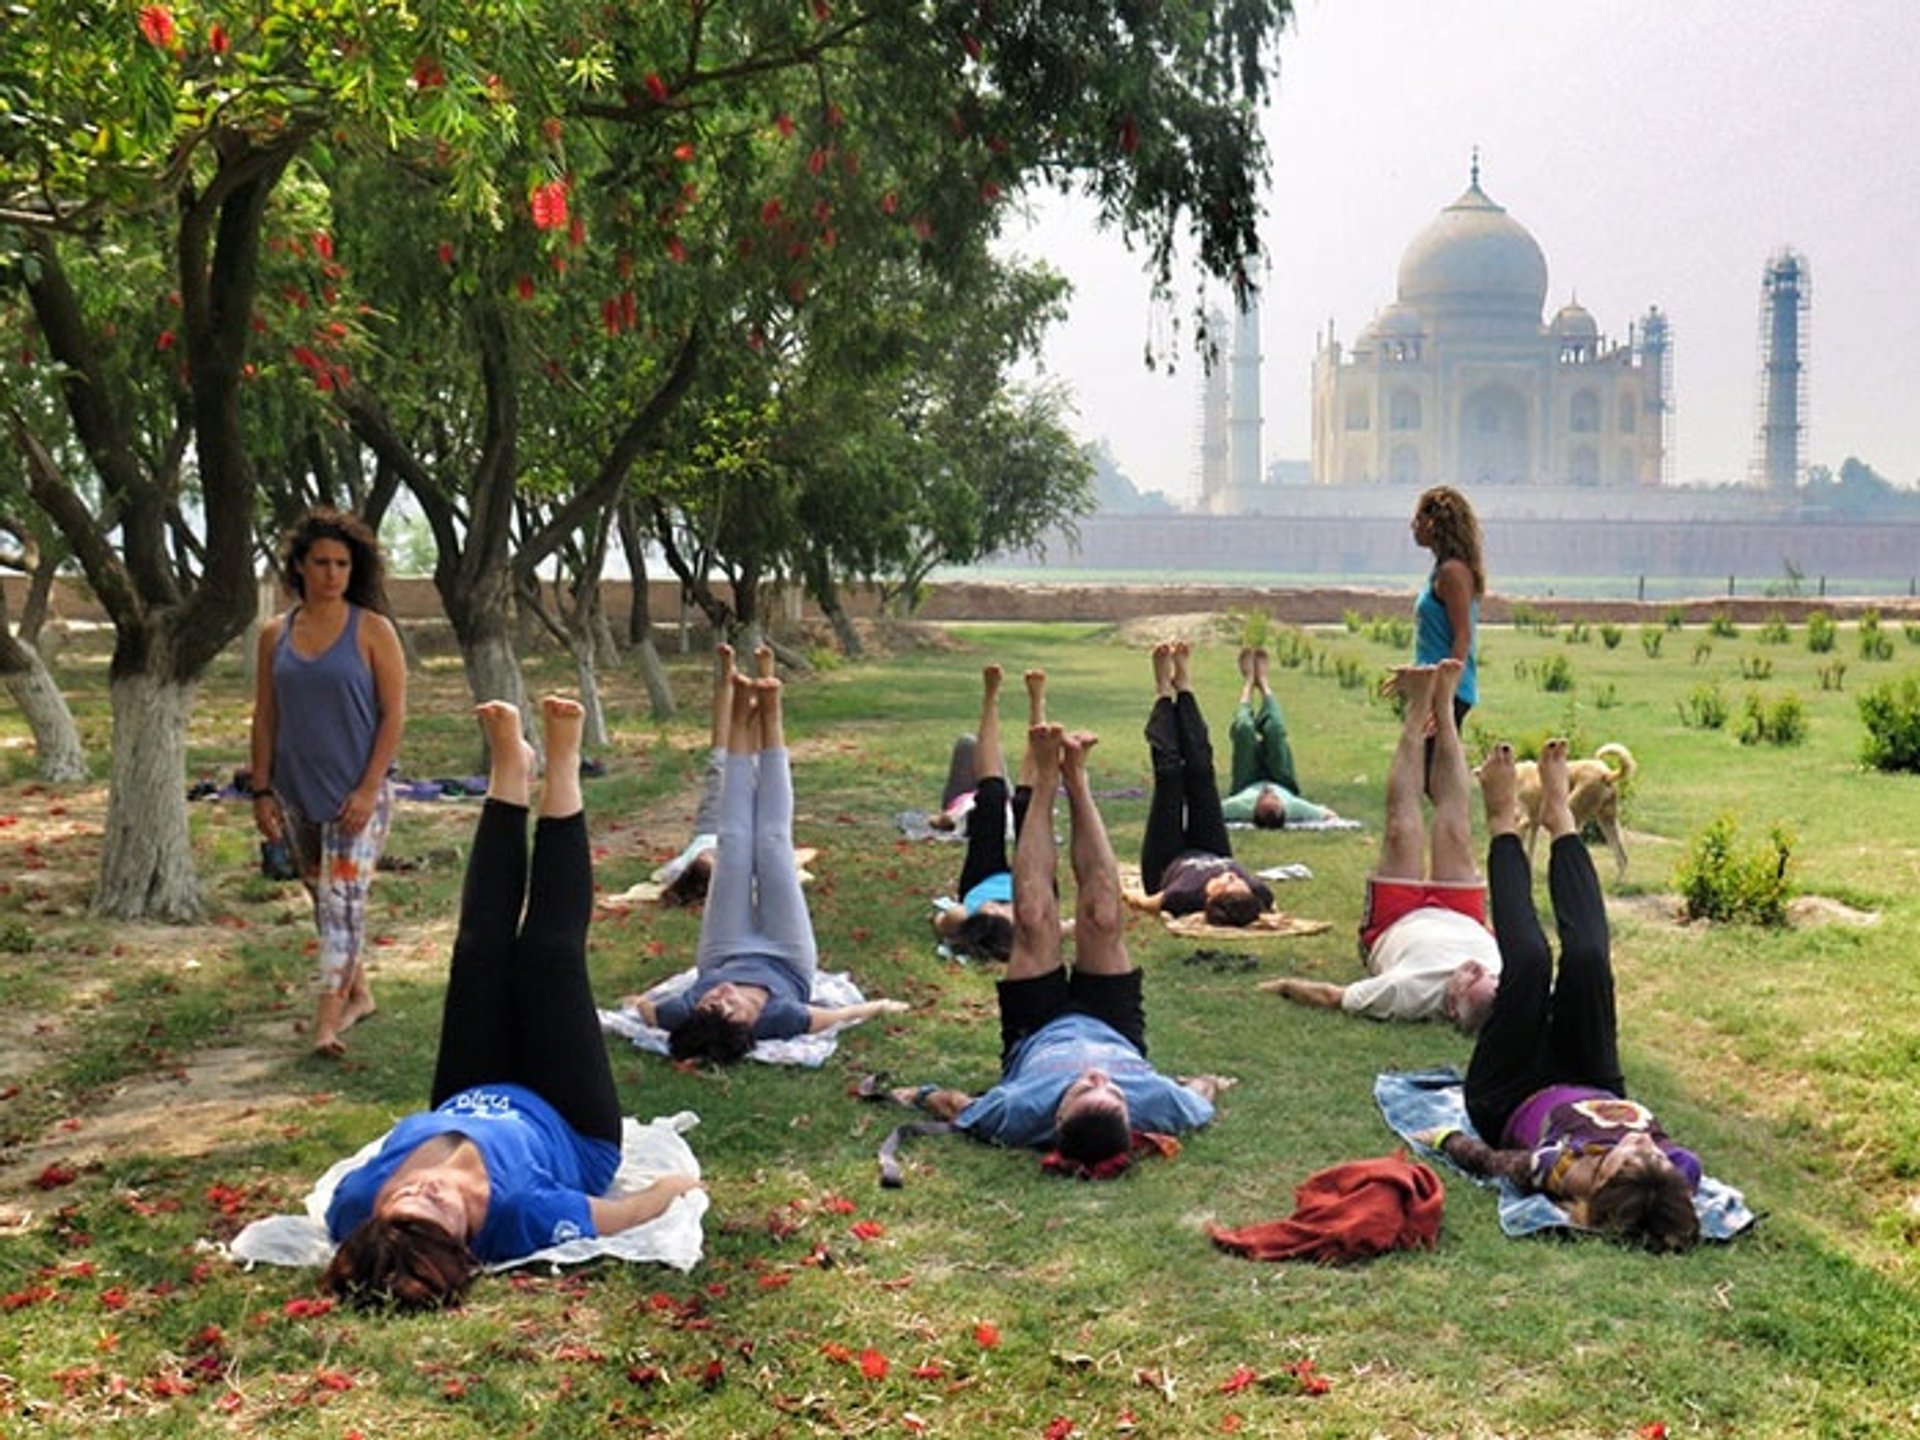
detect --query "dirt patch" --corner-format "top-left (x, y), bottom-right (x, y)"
top-left (1609, 891), bottom-right (1881, 930)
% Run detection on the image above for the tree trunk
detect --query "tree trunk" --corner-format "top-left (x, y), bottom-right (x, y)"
top-left (94, 674), bottom-right (200, 921)
top-left (573, 648), bottom-right (610, 750)
top-left (0, 643), bottom-right (88, 782)
top-left (631, 634), bottom-right (675, 720)
top-left (617, 503), bottom-right (678, 720)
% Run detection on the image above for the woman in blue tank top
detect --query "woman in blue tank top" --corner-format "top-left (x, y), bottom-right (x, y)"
top-left (1406, 485), bottom-right (1486, 741)
top-left (250, 510), bottom-right (408, 1058)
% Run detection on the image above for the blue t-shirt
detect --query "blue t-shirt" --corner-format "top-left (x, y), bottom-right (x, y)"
top-left (1414, 570), bottom-right (1479, 706)
top-left (653, 955), bottom-right (812, 1039)
top-left (962, 871), bottom-right (1014, 915)
top-left (326, 1083), bottom-right (620, 1263)
top-left (954, 1014), bottom-right (1214, 1150)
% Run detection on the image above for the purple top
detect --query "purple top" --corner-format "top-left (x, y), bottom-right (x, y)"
top-left (1503, 1084), bottom-right (1702, 1193)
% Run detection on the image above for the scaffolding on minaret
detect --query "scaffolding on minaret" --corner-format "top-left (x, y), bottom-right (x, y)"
top-left (1635, 306), bottom-right (1673, 485)
top-left (1751, 249), bottom-right (1810, 491)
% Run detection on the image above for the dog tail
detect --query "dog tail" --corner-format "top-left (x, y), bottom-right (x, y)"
top-left (1595, 743), bottom-right (1635, 782)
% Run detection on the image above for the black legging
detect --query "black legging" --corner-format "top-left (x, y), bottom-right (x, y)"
top-left (1141, 691), bottom-right (1231, 894)
top-left (956, 774), bottom-right (1033, 899)
top-left (1464, 831), bottom-right (1623, 1144)
top-left (428, 799), bottom-right (621, 1145)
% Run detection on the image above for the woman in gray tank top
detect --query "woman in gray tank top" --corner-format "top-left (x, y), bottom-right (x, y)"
top-left (250, 510), bottom-right (408, 1057)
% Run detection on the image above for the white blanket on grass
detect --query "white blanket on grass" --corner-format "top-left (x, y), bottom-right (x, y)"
top-left (224, 1112), bottom-right (707, 1272)
top-left (601, 969), bottom-right (865, 1067)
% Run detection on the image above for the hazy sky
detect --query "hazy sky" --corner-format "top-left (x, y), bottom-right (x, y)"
top-left (1003, 0), bottom-right (1920, 505)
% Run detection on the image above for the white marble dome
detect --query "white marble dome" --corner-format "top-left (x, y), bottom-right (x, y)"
top-left (1550, 300), bottom-right (1599, 339)
top-left (1396, 177), bottom-right (1548, 320)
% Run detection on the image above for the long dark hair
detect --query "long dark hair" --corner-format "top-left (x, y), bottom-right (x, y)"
top-left (667, 1008), bottom-right (756, 1064)
top-left (1585, 1159), bottom-right (1701, 1254)
top-left (278, 508), bottom-right (391, 614)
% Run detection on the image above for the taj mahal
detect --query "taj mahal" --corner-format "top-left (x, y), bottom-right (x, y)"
top-left (1308, 159), bottom-right (1670, 490)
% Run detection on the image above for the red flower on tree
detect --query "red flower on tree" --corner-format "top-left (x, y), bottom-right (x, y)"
top-left (137, 6), bottom-right (176, 49)
top-left (530, 180), bottom-right (569, 231)
top-left (207, 23), bottom-right (229, 55)
top-left (644, 73), bottom-right (670, 103)
top-left (412, 57), bottom-right (445, 90)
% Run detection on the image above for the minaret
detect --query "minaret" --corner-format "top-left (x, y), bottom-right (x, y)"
top-left (1197, 307), bottom-right (1230, 511)
top-left (1228, 290), bottom-right (1263, 501)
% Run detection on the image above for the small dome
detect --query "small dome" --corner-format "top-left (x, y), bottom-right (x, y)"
top-left (1374, 303), bottom-right (1426, 337)
top-left (1396, 176), bottom-right (1548, 321)
top-left (1550, 301), bottom-right (1598, 339)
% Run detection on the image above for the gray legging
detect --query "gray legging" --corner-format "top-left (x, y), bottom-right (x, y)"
top-left (694, 749), bottom-right (817, 982)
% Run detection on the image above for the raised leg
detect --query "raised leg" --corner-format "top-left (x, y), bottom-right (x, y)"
top-left (747, 679), bottom-right (818, 979)
top-left (1426, 658), bottom-right (1476, 882)
top-left (428, 703), bottom-right (533, 1106)
top-left (1061, 730), bottom-right (1129, 977)
top-left (1377, 664), bottom-right (1436, 881)
top-left (1005, 724), bottom-right (1064, 981)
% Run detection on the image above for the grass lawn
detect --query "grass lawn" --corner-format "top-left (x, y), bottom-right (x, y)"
top-left (2, 609), bottom-right (1920, 1437)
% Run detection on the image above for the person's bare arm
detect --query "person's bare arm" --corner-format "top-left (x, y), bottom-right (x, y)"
top-left (340, 611), bottom-right (407, 835)
top-left (588, 1174), bottom-right (705, 1235)
top-left (1258, 977), bottom-right (1347, 1010)
top-left (808, 998), bottom-right (910, 1033)
top-left (887, 1085), bottom-right (974, 1121)
top-left (1177, 1074), bottom-right (1237, 1104)
top-left (249, 621), bottom-right (284, 841)
top-left (1124, 888), bottom-right (1165, 914)
top-left (620, 995), bottom-right (661, 1026)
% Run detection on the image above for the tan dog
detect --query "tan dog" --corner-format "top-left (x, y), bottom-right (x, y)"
top-left (1512, 743), bottom-right (1636, 878)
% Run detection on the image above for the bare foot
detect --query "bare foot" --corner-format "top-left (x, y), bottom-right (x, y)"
top-left (713, 641), bottom-right (735, 679)
top-left (339, 979), bottom-right (377, 1032)
top-left (1060, 728), bottom-right (1100, 779)
top-left (1170, 640), bottom-right (1192, 693)
top-left (1252, 648), bottom-right (1271, 693)
top-left (754, 643), bottom-right (775, 680)
top-left (754, 675), bottom-right (786, 751)
top-left (1024, 669), bottom-right (1047, 726)
top-left (1479, 743), bottom-right (1521, 836)
top-left (1151, 642), bottom-right (1173, 698)
top-left (1392, 665), bottom-right (1437, 732)
top-left (477, 701), bottom-right (535, 805)
top-left (310, 991), bottom-right (348, 1058)
top-left (539, 695), bottom-right (587, 816)
top-left (981, 663), bottom-right (1003, 703)
top-left (1237, 646), bottom-right (1254, 680)
top-left (728, 672), bottom-right (760, 752)
top-left (1537, 737), bottom-right (1575, 838)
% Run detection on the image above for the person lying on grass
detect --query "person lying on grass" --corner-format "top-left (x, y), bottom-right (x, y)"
top-left (1419, 738), bottom-right (1702, 1252)
top-left (650, 641), bottom-right (759, 908)
top-left (1220, 644), bottom-right (1341, 828)
top-left (621, 667), bottom-right (908, 1064)
top-left (898, 723), bottom-right (1230, 1176)
top-left (1123, 640), bottom-right (1275, 927)
top-left (323, 697), bottom-right (704, 1310)
top-left (1265, 659), bottom-right (1500, 1028)
top-left (931, 664), bottom-right (1049, 961)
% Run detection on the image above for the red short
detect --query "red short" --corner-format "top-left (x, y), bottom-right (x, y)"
top-left (1359, 876), bottom-right (1488, 955)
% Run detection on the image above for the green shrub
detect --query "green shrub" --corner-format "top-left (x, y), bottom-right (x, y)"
top-left (1640, 626), bottom-right (1665, 659)
top-left (1819, 660), bottom-right (1847, 692)
top-left (1691, 640), bottom-right (1714, 665)
top-left (1536, 653), bottom-right (1574, 692)
top-left (1739, 655), bottom-right (1774, 680)
top-left (1675, 814), bottom-right (1793, 926)
top-left (1859, 674), bottom-right (1920, 772)
top-left (1342, 609), bottom-right (1363, 634)
top-left (1905, 621), bottom-right (1920, 647)
top-left (1332, 655), bottom-right (1370, 690)
top-left (1859, 609), bottom-right (1894, 661)
top-left (1363, 614), bottom-right (1413, 649)
top-left (1678, 682), bottom-right (1728, 730)
top-left (1599, 622), bottom-right (1623, 650)
top-left (0, 917), bottom-right (33, 954)
top-left (1735, 691), bottom-right (1807, 747)
top-left (1592, 682), bottom-right (1619, 710)
top-left (1807, 611), bottom-right (1837, 653)
top-left (1708, 610), bottom-right (1739, 638)
top-left (1230, 608), bottom-right (1275, 652)
top-left (1758, 615), bottom-right (1792, 644)
top-left (1564, 620), bottom-right (1590, 645)
top-left (1509, 601), bottom-right (1541, 630)
top-left (1663, 605), bottom-right (1686, 632)
top-left (1271, 626), bottom-right (1313, 669)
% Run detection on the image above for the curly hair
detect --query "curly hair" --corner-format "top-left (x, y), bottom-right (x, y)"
top-left (667, 1008), bottom-right (757, 1064)
top-left (278, 508), bottom-right (391, 614)
top-left (1414, 486), bottom-right (1487, 597)
top-left (322, 1216), bottom-right (477, 1310)
top-left (1584, 1156), bottom-right (1701, 1254)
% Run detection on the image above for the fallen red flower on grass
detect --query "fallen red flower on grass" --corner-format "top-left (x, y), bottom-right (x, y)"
top-left (850, 1220), bottom-right (885, 1240)
top-left (33, 1163), bottom-right (78, 1190)
top-left (973, 1321), bottom-right (1000, 1348)
top-left (859, 1348), bottom-right (890, 1380)
top-left (1218, 1365), bottom-right (1258, 1395)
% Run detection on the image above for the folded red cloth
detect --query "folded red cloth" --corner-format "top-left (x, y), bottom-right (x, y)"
top-left (1208, 1151), bottom-right (1445, 1263)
